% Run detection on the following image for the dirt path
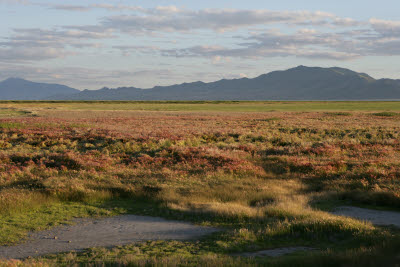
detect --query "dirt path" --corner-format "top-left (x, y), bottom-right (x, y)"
top-left (0, 215), bottom-right (218, 260)
top-left (331, 206), bottom-right (400, 227)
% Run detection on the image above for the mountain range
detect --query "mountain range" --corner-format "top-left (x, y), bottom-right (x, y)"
top-left (2, 66), bottom-right (400, 100)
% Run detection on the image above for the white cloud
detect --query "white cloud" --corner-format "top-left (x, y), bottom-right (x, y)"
top-left (0, 27), bottom-right (114, 62)
top-left (370, 18), bottom-right (400, 37)
top-left (161, 29), bottom-right (361, 60)
top-left (49, 3), bottom-right (143, 12)
top-left (112, 45), bottom-right (160, 56)
top-left (98, 8), bottom-right (350, 33)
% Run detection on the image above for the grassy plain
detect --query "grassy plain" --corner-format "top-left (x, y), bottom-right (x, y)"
top-left (0, 101), bottom-right (400, 266)
top-left (1, 100), bottom-right (400, 112)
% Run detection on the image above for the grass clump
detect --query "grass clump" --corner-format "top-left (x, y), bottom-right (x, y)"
top-left (372, 112), bottom-right (399, 117)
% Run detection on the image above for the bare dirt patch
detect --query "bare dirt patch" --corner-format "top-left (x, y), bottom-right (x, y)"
top-left (331, 206), bottom-right (400, 227)
top-left (0, 215), bottom-right (218, 260)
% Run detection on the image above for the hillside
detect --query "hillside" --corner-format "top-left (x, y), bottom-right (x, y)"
top-left (0, 78), bottom-right (79, 100)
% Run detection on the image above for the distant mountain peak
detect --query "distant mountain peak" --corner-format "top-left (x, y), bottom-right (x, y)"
top-left (284, 66), bottom-right (375, 82)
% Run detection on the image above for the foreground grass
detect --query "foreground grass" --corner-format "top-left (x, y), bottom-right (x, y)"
top-left (1, 104), bottom-right (400, 266)
top-left (11, 237), bottom-right (399, 267)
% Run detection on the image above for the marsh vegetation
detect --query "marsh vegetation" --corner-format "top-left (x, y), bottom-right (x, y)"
top-left (0, 102), bottom-right (399, 266)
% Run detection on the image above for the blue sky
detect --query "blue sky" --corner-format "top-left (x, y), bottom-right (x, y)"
top-left (1, 0), bottom-right (400, 89)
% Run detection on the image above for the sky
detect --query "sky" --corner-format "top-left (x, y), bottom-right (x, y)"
top-left (1, 0), bottom-right (400, 89)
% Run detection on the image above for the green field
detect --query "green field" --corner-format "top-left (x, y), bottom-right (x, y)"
top-left (0, 101), bottom-right (400, 112)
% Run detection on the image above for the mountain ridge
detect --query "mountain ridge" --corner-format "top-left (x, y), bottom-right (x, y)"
top-left (2, 66), bottom-right (400, 100)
